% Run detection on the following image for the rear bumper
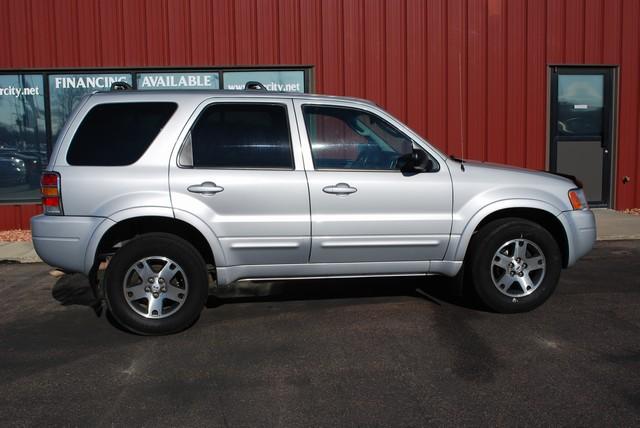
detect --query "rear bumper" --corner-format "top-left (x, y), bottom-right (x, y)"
top-left (558, 209), bottom-right (597, 267)
top-left (31, 215), bottom-right (107, 273)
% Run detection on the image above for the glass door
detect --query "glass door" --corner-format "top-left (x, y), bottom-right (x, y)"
top-left (550, 67), bottom-right (614, 207)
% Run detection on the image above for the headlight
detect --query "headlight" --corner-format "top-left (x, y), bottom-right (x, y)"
top-left (568, 188), bottom-right (588, 210)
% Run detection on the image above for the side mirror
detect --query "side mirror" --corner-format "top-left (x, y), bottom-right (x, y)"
top-left (398, 149), bottom-right (431, 172)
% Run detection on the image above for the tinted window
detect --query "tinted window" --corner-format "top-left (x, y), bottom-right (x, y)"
top-left (302, 106), bottom-right (413, 170)
top-left (67, 102), bottom-right (176, 166)
top-left (189, 103), bottom-right (293, 169)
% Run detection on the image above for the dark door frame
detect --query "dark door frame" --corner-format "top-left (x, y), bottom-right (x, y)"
top-left (549, 66), bottom-right (615, 207)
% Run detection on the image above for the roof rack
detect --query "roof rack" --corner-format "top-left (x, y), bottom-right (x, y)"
top-left (110, 81), bottom-right (133, 91)
top-left (108, 80), bottom-right (269, 92)
top-left (244, 81), bottom-right (267, 91)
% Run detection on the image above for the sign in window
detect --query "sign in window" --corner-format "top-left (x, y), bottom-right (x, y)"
top-left (223, 71), bottom-right (305, 92)
top-left (137, 72), bottom-right (220, 90)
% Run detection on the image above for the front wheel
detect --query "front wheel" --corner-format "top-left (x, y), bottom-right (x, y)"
top-left (104, 233), bottom-right (209, 335)
top-left (468, 218), bottom-right (562, 313)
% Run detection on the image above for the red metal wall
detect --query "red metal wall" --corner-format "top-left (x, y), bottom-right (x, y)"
top-left (0, 204), bottom-right (42, 229)
top-left (0, 0), bottom-right (639, 229)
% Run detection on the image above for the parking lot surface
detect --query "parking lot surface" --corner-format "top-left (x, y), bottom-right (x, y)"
top-left (0, 240), bottom-right (639, 427)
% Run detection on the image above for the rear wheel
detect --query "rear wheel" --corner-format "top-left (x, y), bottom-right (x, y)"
top-left (104, 233), bottom-right (209, 335)
top-left (468, 218), bottom-right (562, 313)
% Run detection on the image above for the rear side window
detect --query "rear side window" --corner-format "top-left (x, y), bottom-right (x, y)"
top-left (187, 103), bottom-right (293, 169)
top-left (67, 102), bottom-right (177, 166)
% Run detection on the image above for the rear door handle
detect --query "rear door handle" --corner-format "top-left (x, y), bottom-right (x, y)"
top-left (323, 182), bottom-right (357, 195)
top-left (187, 181), bottom-right (224, 196)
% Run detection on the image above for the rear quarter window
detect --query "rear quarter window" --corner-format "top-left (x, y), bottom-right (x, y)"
top-left (66, 102), bottom-right (177, 166)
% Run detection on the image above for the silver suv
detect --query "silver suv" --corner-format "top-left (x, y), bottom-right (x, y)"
top-left (32, 90), bottom-right (596, 334)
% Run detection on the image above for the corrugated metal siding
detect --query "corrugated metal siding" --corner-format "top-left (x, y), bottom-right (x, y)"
top-left (618, 0), bottom-right (640, 210)
top-left (0, 0), bottom-right (638, 230)
top-left (0, 204), bottom-right (42, 230)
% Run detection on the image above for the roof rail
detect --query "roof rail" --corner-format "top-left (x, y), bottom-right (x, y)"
top-left (110, 81), bottom-right (133, 91)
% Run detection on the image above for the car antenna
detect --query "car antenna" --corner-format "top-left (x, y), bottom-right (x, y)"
top-left (458, 52), bottom-right (465, 172)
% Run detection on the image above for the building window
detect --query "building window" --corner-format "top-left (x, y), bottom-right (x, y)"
top-left (223, 70), bottom-right (305, 92)
top-left (0, 67), bottom-right (311, 202)
top-left (0, 74), bottom-right (47, 201)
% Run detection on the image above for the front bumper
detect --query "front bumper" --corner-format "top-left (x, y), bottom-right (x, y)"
top-left (31, 215), bottom-right (107, 273)
top-left (557, 209), bottom-right (597, 267)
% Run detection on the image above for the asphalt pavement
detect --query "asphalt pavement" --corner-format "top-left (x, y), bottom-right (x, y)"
top-left (0, 240), bottom-right (639, 427)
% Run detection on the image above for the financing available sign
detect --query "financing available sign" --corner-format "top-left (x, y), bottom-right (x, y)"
top-left (51, 74), bottom-right (131, 90)
top-left (137, 72), bottom-right (220, 90)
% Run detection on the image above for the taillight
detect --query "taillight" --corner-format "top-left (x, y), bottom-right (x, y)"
top-left (41, 171), bottom-right (63, 215)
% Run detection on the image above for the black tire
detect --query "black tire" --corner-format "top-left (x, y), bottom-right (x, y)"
top-left (467, 218), bottom-right (562, 313)
top-left (104, 233), bottom-right (209, 335)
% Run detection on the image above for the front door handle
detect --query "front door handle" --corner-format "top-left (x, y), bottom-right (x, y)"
top-left (323, 182), bottom-right (357, 195)
top-left (187, 181), bottom-right (224, 196)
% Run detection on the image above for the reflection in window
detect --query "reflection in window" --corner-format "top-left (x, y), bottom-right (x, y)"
top-left (302, 106), bottom-right (413, 170)
top-left (190, 103), bottom-right (293, 169)
top-left (0, 75), bottom-right (47, 201)
top-left (223, 71), bottom-right (305, 92)
top-left (557, 75), bottom-right (604, 136)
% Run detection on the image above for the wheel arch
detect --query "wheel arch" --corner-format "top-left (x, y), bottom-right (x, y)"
top-left (454, 202), bottom-right (570, 268)
top-left (84, 212), bottom-right (226, 275)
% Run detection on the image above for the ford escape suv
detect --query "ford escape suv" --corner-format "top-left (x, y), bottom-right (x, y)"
top-left (32, 89), bottom-right (596, 335)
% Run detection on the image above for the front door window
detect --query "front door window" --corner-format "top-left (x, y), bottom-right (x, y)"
top-left (302, 105), bottom-right (415, 171)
